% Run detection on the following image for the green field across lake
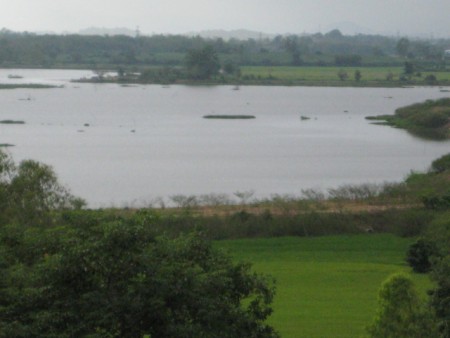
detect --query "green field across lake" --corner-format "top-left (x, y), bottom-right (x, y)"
top-left (216, 234), bottom-right (432, 338)
top-left (240, 66), bottom-right (450, 85)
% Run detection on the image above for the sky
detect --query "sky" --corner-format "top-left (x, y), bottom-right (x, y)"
top-left (0, 0), bottom-right (449, 38)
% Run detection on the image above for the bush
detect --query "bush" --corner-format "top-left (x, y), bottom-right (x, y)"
top-left (431, 153), bottom-right (450, 173)
top-left (406, 238), bottom-right (436, 273)
top-left (410, 111), bottom-right (448, 129)
top-left (425, 74), bottom-right (437, 84)
top-left (0, 150), bottom-right (84, 226)
top-left (0, 225), bottom-right (279, 338)
top-left (367, 274), bottom-right (438, 338)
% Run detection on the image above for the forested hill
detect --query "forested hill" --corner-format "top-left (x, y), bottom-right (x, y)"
top-left (0, 28), bottom-right (449, 68)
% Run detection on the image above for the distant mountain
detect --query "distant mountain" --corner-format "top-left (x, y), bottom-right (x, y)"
top-left (185, 29), bottom-right (276, 40)
top-left (78, 27), bottom-right (138, 37)
top-left (323, 22), bottom-right (376, 36)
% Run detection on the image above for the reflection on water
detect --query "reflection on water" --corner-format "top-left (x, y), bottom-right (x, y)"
top-left (1, 69), bottom-right (449, 207)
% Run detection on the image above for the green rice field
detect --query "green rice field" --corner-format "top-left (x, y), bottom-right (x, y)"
top-left (240, 66), bottom-right (450, 85)
top-left (216, 234), bottom-right (432, 338)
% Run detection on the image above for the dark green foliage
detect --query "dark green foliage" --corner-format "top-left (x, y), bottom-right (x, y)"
top-left (406, 238), bottom-right (436, 273)
top-left (0, 151), bottom-right (85, 227)
top-left (0, 223), bottom-right (278, 338)
top-left (429, 256), bottom-right (450, 338)
top-left (370, 98), bottom-right (450, 140)
top-left (337, 69), bottom-right (348, 81)
top-left (367, 274), bottom-right (438, 338)
top-left (425, 214), bottom-right (450, 337)
top-left (425, 74), bottom-right (438, 84)
top-left (409, 110), bottom-right (448, 129)
top-left (223, 60), bottom-right (241, 77)
top-left (139, 66), bottom-right (185, 84)
top-left (1, 28), bottom-right (448, 69)
top-left (334, 54), bottom-right (362, 66)
top-left (404, 61), bottom-right (415, 76)
top-left (431, 154), bottom-right (450, 173)
top-left (423, 195), bottom-right (450, 210)
top-left (185, 45), bottom-right (220, 80)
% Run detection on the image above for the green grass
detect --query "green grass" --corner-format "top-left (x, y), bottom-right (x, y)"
top-left (240, 66), bottom-right (450, 86)
top-left (216, 234), bottom-right (432, 338)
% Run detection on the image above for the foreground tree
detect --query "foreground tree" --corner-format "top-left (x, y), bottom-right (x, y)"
top-left (406, 238), bottom-right (436, 273)
top-left (426, 214), bottom-right (450, 337)
top-left (0, 150), bottom-right (84, 226)
top-left (0, 222), bottom-right (278, 338)
top-left (0, 151), bottom-right (278, 336)
top-left (367, 274), bottom-right (438, 338)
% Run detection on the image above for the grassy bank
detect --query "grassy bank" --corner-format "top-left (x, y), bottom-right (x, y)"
top-left (77, 65), bottom-right (450, 87)
top-left (216, 235), bottom-right (432, 338)
top-left (239, 66), bottom-right (450, 86)
top-left (367, 98), bottom-right (450, 139)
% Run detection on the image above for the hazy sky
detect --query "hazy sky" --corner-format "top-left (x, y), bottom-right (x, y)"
top-left (1, 0), bottom-right (449, 37)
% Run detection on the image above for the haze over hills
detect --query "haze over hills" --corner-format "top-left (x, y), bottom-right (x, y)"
top-left (4, 24), bottom-right (436, 40)
top-left (73, 24), bottom-right (409, 39)
top-left (185, 29), bottom-right (276, 40)
top-left (78, 27), bottom-right (139, 37)
top-left (323, 22), bottom-right (376, 36)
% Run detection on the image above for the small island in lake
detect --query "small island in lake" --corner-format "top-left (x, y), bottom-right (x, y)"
top-left (366, 98), bottom-right (450, 140)
top-left (203, 115), bottom-right (256, 119)
top-left (0, 120), bottom-right (25, 124)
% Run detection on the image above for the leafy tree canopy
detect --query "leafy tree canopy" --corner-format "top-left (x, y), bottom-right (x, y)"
top-left (367, 273), bottom-right (438, 338)
top-left (0, 151), bottom-right (278, 337)
top-left (0, 150), bottom-right (84, 226)
top-left (0, 222), bottom-right (278, 338)
top-left (185, 45), bottom-right (220, 80)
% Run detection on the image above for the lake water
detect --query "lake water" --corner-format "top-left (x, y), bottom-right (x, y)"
top-left (1, 69), bottom-right (450, 207)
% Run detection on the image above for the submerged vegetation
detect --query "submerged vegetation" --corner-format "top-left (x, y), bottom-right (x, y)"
top-left (0, 120), bottom-right (25, 124)
top-left (203, 114), bottom-right (255, 119)
top-left (0, 84), bottom-right (58, 89)
top-left (367, 98), bottom-right (450, 139)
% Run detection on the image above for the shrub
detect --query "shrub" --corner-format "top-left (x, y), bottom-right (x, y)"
top-left (406, 238), bottom-right (436, 273)
top-left (431, 153), bottom-right (450, 173)
top-left (425, 74), bottom-right (437, 84)
top-left (367, 274), bottom-right (438, 338)
top-left (409, 111), bottom-right (448, 128)
top-left (0, 150), bottom-right (84, 226)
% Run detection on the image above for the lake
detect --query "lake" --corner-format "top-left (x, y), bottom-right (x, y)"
top-left (1, 69), bottom-right (450, 207)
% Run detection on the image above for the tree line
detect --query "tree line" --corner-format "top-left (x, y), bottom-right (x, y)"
top-left (0, 28), bottom-right (449, 68)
